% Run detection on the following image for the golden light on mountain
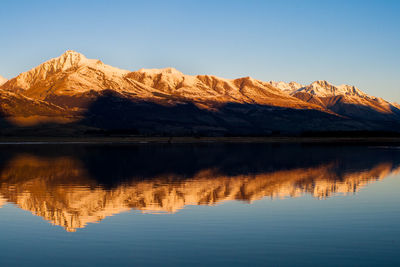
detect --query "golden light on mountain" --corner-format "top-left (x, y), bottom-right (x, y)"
top-left (1, 51), bottom-right (321, 110)
top-left (0, 51), bottom-right (399, 135)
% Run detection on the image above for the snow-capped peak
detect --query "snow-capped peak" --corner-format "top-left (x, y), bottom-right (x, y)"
top-left (60, 50), bottom-right (86, 61)
top-left (15, 50), bottom-right (90, 80)
top-left (0, 75), bottom-right (8, 86)
top-left (336, 84), bottom-right (368, 98)
top-left (2, 51), bottom-right (130, 93)
top-left (60, 50), bottom-right (85, 58)
top-left (136, 67), bottom-right (184, 76)
top-left (295, 80), bottom-right (369, 98)
top-left (30, 50), bottom-right (120, 75)
top-left (269, 81), bottom-right (303, 93)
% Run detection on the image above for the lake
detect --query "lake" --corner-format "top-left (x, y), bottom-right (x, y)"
top-left (0, 143), bottom-right (400, 266)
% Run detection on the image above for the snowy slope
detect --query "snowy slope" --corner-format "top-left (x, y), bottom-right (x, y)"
top-left (1, 51), bottom-right (325, 111)
top-left (294, 80), bottom-right (368, 98)
top-left (268, 81), bottom-right (303, 93)
top-left (0, 75), bottom-right (7, 86)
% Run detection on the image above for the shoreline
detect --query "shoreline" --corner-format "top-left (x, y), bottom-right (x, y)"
top-left (0, 136), bottom-right (400, 144)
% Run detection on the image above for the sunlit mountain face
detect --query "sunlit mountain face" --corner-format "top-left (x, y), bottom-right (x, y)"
top-left (0, 144), bottom-right (399, 232)
top-left (1, 51), bottom-right (400, 135)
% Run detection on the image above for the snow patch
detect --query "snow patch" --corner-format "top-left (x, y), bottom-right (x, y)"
top-left (0, 75), bottom-right (7, 86)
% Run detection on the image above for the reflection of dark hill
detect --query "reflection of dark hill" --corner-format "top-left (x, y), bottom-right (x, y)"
top-left (69, 144), bottom-right (400, 186)
top-left (1, 144), bottom-right (400, 187)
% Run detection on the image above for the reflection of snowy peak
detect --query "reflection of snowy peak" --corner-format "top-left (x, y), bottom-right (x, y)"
top-left (0, 195), bottom-right (6, 208)
top-left (0, 153), bottom-right (399, 232)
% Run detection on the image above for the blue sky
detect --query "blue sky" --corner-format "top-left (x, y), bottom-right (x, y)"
top-left (0, 0), bottom-right (399, 102)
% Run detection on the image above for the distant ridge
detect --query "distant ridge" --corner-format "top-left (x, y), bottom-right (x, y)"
top-left (0, 50), bottom-right (399, 136)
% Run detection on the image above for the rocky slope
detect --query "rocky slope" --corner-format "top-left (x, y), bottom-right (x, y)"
top-left (283, 80), bottom-right (400, 122)
top-left (0, 89), bottom-right (68, 127)
top-left (0, 90), bottom-right (63, 116)
top-left (1, 51), bottom-right (399, 135)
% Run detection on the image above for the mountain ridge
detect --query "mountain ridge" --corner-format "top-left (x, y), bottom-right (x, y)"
top-left (0, 75), bottom-right (7, 86)
top-left (0, 50), bottom-right (399, 136)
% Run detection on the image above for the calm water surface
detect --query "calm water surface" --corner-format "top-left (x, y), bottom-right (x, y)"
top-left (0, 143), bottom-right (400, 266)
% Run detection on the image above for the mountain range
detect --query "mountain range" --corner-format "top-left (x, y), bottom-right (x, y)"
top-left (1, 50), bottom-right (399, 136)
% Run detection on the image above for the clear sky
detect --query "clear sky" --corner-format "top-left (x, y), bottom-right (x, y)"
top-left (0, 0), bottom-right (399, 102)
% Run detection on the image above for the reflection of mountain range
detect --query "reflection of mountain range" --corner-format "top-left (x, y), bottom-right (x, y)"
top-left (1, 51), bottom-right (400, 135)
top-left (0, 144), bottom-right (399, 232)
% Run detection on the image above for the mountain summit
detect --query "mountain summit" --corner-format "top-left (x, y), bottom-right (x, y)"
top-left (294, 80), bottom-right (368, 98)
top-left (0, 75), bottom-right (7, 86)
top-left (2, 50), bottom-right (130, 100)
top-left (0, 51), bottom-right (399, 136)
top-left (268, 81), bottom-right (303, 93)
top-left (285, 80), bottom-right (399, 121)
